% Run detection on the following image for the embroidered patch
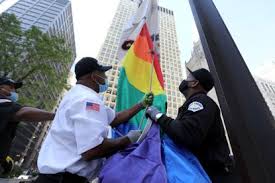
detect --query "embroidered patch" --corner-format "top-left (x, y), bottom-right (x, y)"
top-left (86, 102), bottom-right (100, 112)
top-left (188, 101), bottom-right (204, 112)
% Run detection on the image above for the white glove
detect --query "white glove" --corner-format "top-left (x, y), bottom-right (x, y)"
top-left (126, 130), bottom-right (142, 143)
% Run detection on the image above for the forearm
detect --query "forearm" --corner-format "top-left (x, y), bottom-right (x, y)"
top-left (82, 137), bottom-right (130, 161)
top-left (158, 115), bottom-right (176, 135)
top-left (15, 107), bottom-right (55, 122)
top-left (110, 103), bottom-right (144, 127)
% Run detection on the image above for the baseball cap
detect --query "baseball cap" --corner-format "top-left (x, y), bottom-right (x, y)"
top-left (0, 77), bottom-right (23, 89)
top-left (75, 57), bottom-right (112, 80)
top-left (187, 68), bottom-right (214, 92)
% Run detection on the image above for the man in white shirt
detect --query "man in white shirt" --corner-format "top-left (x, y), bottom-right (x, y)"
top-left (35, 57), bottom-right (154, 183)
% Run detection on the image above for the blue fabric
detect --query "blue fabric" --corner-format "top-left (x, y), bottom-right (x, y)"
top-left (99, 124), bottom-right (167, 183)
top-left (112, 122), bottom-right (139, 138)
top-left (162, 135), bottom-right (211, 183)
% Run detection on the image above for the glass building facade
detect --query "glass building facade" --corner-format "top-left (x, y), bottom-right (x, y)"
top-left (3, 0), bottom-right (76, 169)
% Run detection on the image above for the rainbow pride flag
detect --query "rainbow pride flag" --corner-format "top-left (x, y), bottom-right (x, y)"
top-left (115, 24), bottom-right (167, 135)
top-left (104, 22), bottom-right (210, 183)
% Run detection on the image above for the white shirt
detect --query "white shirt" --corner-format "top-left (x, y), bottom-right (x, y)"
top-left (37, 84), bottom-right (115, 180)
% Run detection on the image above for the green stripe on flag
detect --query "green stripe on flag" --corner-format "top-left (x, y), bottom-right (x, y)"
top-left (116, 68), bottom-right (167, 129)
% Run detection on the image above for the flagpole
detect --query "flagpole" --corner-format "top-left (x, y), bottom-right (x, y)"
top-left (139, 36), bottom-right (156, 130)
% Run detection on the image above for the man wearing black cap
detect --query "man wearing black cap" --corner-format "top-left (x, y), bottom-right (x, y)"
top-left (36, 57), bottom-right (154, 183)
top-left (0, 77), bottom-right (55, 176)
top-left (146, 68), bottom-right (231, 182)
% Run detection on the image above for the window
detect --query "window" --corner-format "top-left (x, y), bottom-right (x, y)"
top-left (261, 83), bottom-right (267, 91)
top-left (265, 84), bottom-right (271, 92)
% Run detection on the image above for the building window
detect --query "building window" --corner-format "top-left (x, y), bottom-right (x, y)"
top-left (261, 83), bottom-right (267, 91)
top-left (271, 86), bottom-right (275, 94)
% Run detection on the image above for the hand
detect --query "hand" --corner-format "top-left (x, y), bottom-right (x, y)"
top-left (146, 106), bottom-right (161, 122)
top-left (141, 92), bottom-right (154, 108)
top-left (126, 130), bottom-right (142, 143)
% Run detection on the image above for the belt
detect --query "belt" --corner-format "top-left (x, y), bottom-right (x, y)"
top-left (36, 172), bottom-right (88, 183)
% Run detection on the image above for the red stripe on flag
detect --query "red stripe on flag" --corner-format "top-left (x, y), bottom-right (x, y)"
top-left (141, 24), bottom-right (165, 89)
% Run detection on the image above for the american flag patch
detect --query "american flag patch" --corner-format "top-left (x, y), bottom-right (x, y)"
top-left (86, 102), bottom-right (100, 112)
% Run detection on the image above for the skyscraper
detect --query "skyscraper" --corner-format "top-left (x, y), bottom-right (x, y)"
top-left (158, 6), bottom-right (184, 117)
top-left (5, 0), bottom-right (76, 56)
top-left (97, 0), bottom-right (184, 118)
top-left (254, 77), bottom-right (275, 119)
top-left (3, 0), bottom-right (76, 169)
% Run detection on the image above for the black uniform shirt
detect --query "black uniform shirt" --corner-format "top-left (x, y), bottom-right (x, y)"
top-left (0, 97), bottom-right (22, 160)
top-left (158, 92), bottom-right (230, 175)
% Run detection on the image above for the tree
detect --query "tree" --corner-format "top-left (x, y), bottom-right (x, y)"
top-left (0, 13), bottom-right (73, 110)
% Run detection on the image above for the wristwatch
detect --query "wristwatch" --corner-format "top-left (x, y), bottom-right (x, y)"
top-left (155, 113), bottom-right (163, 120)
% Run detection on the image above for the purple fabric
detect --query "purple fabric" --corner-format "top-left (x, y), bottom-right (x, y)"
top-left (99, 124), bottom-right (167, 183)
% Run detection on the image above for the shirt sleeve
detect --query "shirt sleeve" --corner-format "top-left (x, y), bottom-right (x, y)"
top-left (105, 106), bottom-right (116, 125)
top-left (69, 98), bottom-right (109, 155)
top-left (158, 97), bottom-right (217, 150)
top-left (8, 102), bottom-right (23, 121)
top-left (11, 102), bottom-right (23, 112)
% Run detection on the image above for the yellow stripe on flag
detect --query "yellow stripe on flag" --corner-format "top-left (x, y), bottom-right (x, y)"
top-left (122, 46), bottom-right (164, 95)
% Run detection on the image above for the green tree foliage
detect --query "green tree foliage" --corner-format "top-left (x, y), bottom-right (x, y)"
top-left (0, 13), bottom-right (73, 110)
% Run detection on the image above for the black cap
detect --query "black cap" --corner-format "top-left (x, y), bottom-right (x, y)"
top-left (0, 77), bottom-right (23, 89)
top-left (187, 68), bottom-right (214, 92)
top-left (75, 57), bottom-right (112, 80)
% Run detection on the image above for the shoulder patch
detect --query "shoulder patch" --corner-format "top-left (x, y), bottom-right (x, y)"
top-left (86, 102), bottom-right (100, 112)
top-left (188, 101), bottom-right (204, 112)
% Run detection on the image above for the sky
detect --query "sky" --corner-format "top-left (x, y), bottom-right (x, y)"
top-left (70, 0), bottom-right (275, 81)
top-left (213, 0), bottom-right (275, 75)
top-left (1, 0), bottom-right (274, 82)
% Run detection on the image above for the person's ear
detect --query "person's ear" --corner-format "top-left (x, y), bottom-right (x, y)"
top-left (190, 80), bottom-right (199, 88)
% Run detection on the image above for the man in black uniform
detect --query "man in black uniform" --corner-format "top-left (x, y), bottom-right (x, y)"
top-left (146, 68), bottom-right (232, 182)
top-left (0, 77), bottom-right (55, 176)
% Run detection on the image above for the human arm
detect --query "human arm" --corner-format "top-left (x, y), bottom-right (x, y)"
top-left (14, 107), bottom-right (55, 122)
top-left (147, 99), bottom-right (217, 150)
top-left (82, 129), bottom-right (141, 161)
top-left (110, 92), bottom-right (154, 127)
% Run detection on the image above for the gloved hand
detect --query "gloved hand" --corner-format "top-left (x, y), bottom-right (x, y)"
top-left (0, 156), bottom-right (14, 175)
top-left (126, 130), bottom-right (142, 143)
top-left (146, 106), bottom-right (161, 122)
top-left (140, 92), bottom-right (154, 108)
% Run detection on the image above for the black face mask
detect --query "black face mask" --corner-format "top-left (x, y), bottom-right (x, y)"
top-left (179, 80), bottom-right (189, 94)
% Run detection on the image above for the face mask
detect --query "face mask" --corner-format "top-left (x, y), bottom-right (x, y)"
top-left (179, 80), bottom-right (189, 94)
top-left (7, 91), bottom-right (18, 102)
top-left (93, 74), bottom-right (109, 93)
top-left (99, 79), bottom-right (109, 93)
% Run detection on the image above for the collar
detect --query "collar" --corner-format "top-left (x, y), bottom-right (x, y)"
top-left (0, 99), bottom-right (12, 103)
top-left (76, 84), bottom-right (102, 100)
top-left (187, 91), bottom-right (207, 101)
